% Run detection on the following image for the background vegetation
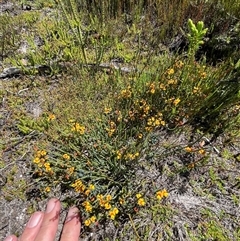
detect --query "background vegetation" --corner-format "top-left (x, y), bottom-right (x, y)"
top-left (0, 0), bottom-right (239, 240)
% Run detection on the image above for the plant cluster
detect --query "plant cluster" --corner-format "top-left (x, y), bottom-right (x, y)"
top-left (26, 1), bottom-right (239, 235)
top-left (1, 0), bottom-right (239, 240)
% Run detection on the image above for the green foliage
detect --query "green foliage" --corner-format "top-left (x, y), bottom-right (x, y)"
top-left (190, 64), bottom-right (240, 135)
top-left (220, 0), bottom-right (240, 16)
top-left (17, 115), bottom-right (53, 134)
top-left (1, 165), bottom-right (27, 201)
top-left (187, 19), bottom-right (208, 60)
top-left (57, 0), bottom-right (88, 65)
top-left (0, 11), bottom-right (40, 61)
top-left (0, 15), bottom-right (20, 60)
top-left (21, 0), bottom-right (56, 9)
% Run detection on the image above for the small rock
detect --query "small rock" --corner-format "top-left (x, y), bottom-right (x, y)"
top-left (0, 67), bottom-right (21, 79)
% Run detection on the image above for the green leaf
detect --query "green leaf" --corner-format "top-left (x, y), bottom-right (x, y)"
top-left (196, 21), bottom-right (204, 31)
top-left (235, 59), bottom-right (240, 69)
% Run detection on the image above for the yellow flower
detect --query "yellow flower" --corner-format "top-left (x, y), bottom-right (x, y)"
top-left (44, 162), bottom-right (52, 172)
top-left (89, 184), bottom-right (95, 191)
top-left (63, 154), bottom-right (70, 160)
top-left (67, 167), bottom-right (75, 176)
top-left (126, 153), bottom-right (135, 160)
top-left (173, 98), bottom-right (181, 106)
top-left (200, 72), bottom-right (207, 78)
top-left (104, 203), bottom-right (111, 210)
top-left (112, 207), bottom-right (119, 214)
top-left (198, 149), bottom-right (206, 155)
top-left (159, 83), bottom-right (166, 90)
top-left (167, 79), bottom-right (175, 85)
top-left (44, 162), bottom-right (50, 167)
top-left (193, 86), bottom-right (199, 94)
top-left (116, 110), bottom-right (122, 122)
top-left (71, 179), bottom-right (86, 193)
top-left (38, 163), bottom-right (43, 168)
top-left (104, 107), bottom-right (112, 114)
top-left (116, 150), bottom-right (122, 160)
top-left (185, 146), bottom-right (193, 152)
top-left (71, 179), bottom-right (82, 187)
top-left (90, 216), bottom-right (96, 223)
top-left (136, 193), bottom-right (142, 199)
top-left (150, 89), bottom-right (155, 94)
top-left (97, 194), bottom-right (103, 200)
top-left (106, 121), bottom-right (116, 137)
top-left (35, 150), bottom-right (42, 158)
top-left (85, 189), bottom-right (91, 196)
top-left (188, 163), bottom-right (195, 169)
top-left (110, 121), bottom-right (116, 128)
top-left (45, 186), bottom-right (51, 192)
top-left (47, 114), bottom-right (56, 121)
top-left (162, 189), bottom-right (169, 197)
top-left (147, 117), bottom-right (155, 126)
top-left (84, 219), bottom-right (91, 226)
top-left (143, 105), bottom-right (151, 114)
top-left (154, 119), bottom-right (161, 126)
top-left (149, 83), bottom-right (156, 94)
top-left (167, 68), bottom-right (174, 75)
top-left (41, 150), bottom-right (47, 156)
top-left (106, 194), bottom-right (112, 202)
top-left (138, 133), bottom-right (143, 139)
top-left (71, 123), bottom-right (85, 134)
top-left (109, 213), bottom-right (116, 220)
top-left (156, 191), bottom-right (163, 200)
top-left (35, 170), bottom-right (43, 176)
top-left (109, 207), bottom-right (119, 220)
top-left (119, 198), bottom-right (125, 205)
top-left (128, 110), bottom-right (135, 120)
top-left (99, 199), bottom-right (106, 207)
top-left (83, 201), bottom-right (92, 213)
top-left (145, 126), bottom-right (153, 132)
top-left (137, 198), bottom-right (146, 206)
top-left (175, 60), bottom-right (184, 68)
top-left (78, 184), bottom-right (86, 193)
top-left (134, 152), bottom-right (139, 158)
top-left (156, 189), bottom-right (169, 200)
top-left (120, 89), bottom-right (132, 98)
top-left (40, 158), bottom-right (45, 163)
top-left (33, 157), bottom-right (40, 164)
